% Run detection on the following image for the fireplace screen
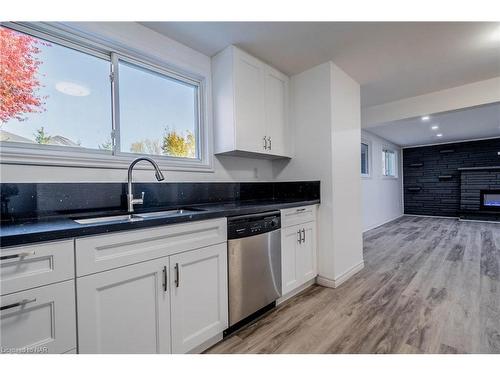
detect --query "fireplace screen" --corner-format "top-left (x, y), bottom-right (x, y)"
top-left (481, 190), bottom-right (500, 210)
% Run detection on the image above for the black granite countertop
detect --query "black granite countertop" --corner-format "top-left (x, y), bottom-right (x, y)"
top-left (0, 198), bottom-right (320, 248)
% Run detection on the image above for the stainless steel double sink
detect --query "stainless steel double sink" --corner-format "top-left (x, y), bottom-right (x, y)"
top-left (73, 208), bottom-right (205, 225)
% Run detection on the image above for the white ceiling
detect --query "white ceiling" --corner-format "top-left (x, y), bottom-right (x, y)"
top-left (140, 22), bottom-right (500, 107)
top-left (367, 102), bottom-right (500, 147)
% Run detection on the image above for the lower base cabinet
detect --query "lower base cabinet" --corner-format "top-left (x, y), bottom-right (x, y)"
top-left (76, 243), bottom-right (228, 354)
top-left (281, 220), bottom-right (317, 295)
top-left (0, 280), bottom-right (76, 354)
top-left (170, 243), bottom-right (228, 353)
top-left (77, 257), bottom-right (171, 354)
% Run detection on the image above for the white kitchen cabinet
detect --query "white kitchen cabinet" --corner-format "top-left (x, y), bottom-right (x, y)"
top-left (212, 45), bottom-right (291, 158)
top-left (264, 65), bottom-right (289, 157)
top-left (0, 280), bottom-right (76, 354)
top-left (77, 257), bottom-right (171, 354)
top-left (170, 243), bottom-right (228, 354)
top-left (0, 239), bottom-right (74, 296)
top-left (281, 226), bottom-right (301, 293)
top-left (75, 218), bottom-right (226, 277)
top-left (233, 48), bottom-right (266, 153)
top-left (76, 219), bottom-right (228, 354)
top-left (297, 221), bottom-right (317, 283)
top-left (280, 206), bottom-right (318, 295)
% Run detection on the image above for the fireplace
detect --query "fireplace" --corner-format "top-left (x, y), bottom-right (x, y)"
top-left (480, 190), bottom-right (500, 211)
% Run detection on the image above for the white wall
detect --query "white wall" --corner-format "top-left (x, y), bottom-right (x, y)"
top-left (0, 22), bottom-right (274, 183)
top-left (274, 62), bottom-right (364, 287)
top-left (273, 61), bottom-right (335, 279)
top-left (330, 65), bottom-right (364, 281)
top-left (361, 130), bottom-right (403, 232)
top-left (0, 155), bottom-right (275, 183)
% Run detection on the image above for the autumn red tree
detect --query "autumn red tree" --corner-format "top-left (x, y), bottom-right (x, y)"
top-left (0, 27), bottom-right (46, 123)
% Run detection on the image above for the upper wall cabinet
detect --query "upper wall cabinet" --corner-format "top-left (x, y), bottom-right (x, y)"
top-left (212, 46), bottom-right (291, 158)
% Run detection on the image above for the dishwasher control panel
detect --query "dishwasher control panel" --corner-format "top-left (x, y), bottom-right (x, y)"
top-left (227, 211), bottom-right (281, 240)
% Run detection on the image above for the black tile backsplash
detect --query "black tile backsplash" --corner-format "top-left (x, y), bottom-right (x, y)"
top-left (0, 181), bottom-right (320, 223)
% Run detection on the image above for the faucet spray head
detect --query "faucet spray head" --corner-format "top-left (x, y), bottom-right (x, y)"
top-left (155, 170), bottom-right (165, 181)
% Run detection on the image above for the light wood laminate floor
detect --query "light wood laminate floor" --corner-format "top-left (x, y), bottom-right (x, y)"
top-left (207, 216), bottom-right (500, 354)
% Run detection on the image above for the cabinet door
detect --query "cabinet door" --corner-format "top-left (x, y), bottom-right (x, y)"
top-left (77, 257), bottom-right (170, 354)
top-left (0, 280), bottom-right (76, 354)
top-left (265, 66), bottom-right (289, 156)
top-left (233, 48), bottom-right (266, 153)
top-left (298, 222), bottom-right (317, 282)
top-left (170, 243), bottom-right (228, 353)
top-left (281, 225), bottom-right (301, 295)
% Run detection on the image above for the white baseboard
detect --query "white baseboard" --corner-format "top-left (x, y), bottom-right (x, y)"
top-left (276, 278), bottom-right (316, 305)
top-left (316, 275), bottom-right (336, 288)
top-left (192, 332), bottom-right (224, 354)
top-left (317, 260), bottom-right (365, 289)
top-left (363, 214), bottom-right (404, 232)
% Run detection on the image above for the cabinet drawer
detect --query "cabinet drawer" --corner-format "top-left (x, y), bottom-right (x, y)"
top-left (281, 205), bottom-right (317, 228)
top-left (75, 218), bottom-right (227, 276)
top-left (0, 280), bottom-right (76, 354)
top-left (1, 240), bottom-right (74, 296)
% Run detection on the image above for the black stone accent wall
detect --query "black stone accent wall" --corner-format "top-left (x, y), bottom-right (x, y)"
top-left (403, 138), bottom-right (500, 218)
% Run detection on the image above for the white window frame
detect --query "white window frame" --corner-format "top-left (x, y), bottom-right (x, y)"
top-left (0, 22), bottom-right (213, 172)
top-left (381, 147), bottom-right (398, 178)
top-left (360, 139), bottom-right (371, 178)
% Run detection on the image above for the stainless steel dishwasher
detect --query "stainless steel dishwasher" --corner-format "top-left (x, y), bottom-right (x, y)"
top-left (226, 211), bottom-right (282, 333)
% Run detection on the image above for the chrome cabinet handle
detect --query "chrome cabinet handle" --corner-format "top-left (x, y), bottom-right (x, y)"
top-left (1, 298), bottom-right (37, 311)
top-left (263, 136), bottom-right (268, 150)
top-left (297, 230), bottom-right (302, 244)
top-left (268, 136), bottom-right (272, 150)
top-left (0, 251), bottom-right (36, 261)
top-left (162, 266), bottom-right (167, 292)
top-left (175, 263), bottom-right (180, 287)
top-left (302, 229), bottom-right (306, 243)
top-left (296, 208), bottom-right (306, 212)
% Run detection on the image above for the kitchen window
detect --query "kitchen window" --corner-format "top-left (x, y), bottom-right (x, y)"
top-left (382, 148), bottom-right (397, 177)
top-left (0, 23), bottom-right (209, 170)
top-left (361, 141), bottom-right (370, 177)
top-left (117, 59), bottom-right (200, 159)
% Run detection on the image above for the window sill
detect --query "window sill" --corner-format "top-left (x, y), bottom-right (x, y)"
top-left (381, 175), bottom-right (399, 180)
top-left (0, 143), bottom-right (214, 172)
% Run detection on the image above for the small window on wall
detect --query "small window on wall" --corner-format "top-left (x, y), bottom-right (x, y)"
top-left (361, 142), bottom-right (370, 176)
top-left (382, 149), bottom-right (397, 177)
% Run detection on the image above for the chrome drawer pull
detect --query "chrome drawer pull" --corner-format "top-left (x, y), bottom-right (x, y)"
top-left (175, 263), bottom-right (180, 288)
top-left (0, 251), bottom-right (36, 261)
top-left (296, 208), bottom-right (306, 212)
top-left (162, 266), bottom-right (167, 292)
top-left (1, 298), bottom-right (37, 311)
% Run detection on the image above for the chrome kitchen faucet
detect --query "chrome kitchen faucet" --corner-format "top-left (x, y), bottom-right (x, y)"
top-left (127, 157), bottom-right (165, 213)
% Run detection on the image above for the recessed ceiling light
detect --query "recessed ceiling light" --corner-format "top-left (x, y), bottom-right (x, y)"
top-left (421, 116), bottom-right (430, 121)
top-left (55, 81), bottom-right (90, 97)
top-left (436, 133), bottom-right (443, 137)
top-left (431, 125), bottom-right (439, 131)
